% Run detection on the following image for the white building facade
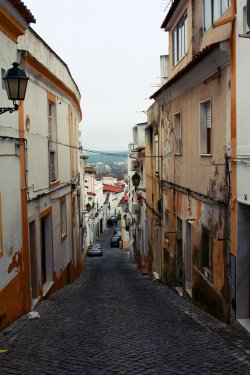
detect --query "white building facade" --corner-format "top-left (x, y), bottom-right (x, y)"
top-left (235, 0), bottom-right (250, 326)
top-left (0, 1), bottom-right (83, 329)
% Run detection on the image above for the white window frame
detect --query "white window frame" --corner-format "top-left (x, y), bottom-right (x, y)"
top-left (172, 11), bottom-right (188, 66)
top-left (200, 99), bottom-right (212, 155)
top-left (173, 112), bottom-right (182, 155)
top-left (203, 0), bottom-right (230, 31)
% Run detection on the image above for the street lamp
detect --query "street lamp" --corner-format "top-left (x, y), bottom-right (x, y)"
top-left (86, 203), bottom-right (91, 212)
top-left (1, 62), bottom-right (29, 115)
top-left (131, 172), bottom-right (141, 190)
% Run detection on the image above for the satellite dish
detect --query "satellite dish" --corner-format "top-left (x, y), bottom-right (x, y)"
top-left (247, 0), bottom-right (250, 28)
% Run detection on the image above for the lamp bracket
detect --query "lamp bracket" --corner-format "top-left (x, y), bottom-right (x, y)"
top-left (0, 102), bottom-right (18, 115)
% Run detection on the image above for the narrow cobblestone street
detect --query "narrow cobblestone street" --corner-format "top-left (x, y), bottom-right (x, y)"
top-left (1, 228), bottom-right (250, 375)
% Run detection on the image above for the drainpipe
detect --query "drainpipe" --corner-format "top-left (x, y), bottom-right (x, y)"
top-left (212, 0), bottom-right (237, 319)
top-left (212, 0), bottom-right (236, 28)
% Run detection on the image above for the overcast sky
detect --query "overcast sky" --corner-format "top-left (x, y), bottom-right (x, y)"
top-left (23, 0), bottom-right (169, 151)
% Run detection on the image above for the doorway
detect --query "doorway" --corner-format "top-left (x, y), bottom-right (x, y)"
top-left (40, 210), bottom-right (53, 296)
top-left (185, 221), bottom-right (192, 297)
top-left (29, 220), bottom-right (39, 302)
top-left (236, 203), bottom-right (250, 320)
top-left (155, 226), bottom-right (161, 277)
top-left (176, 217), bottom-right (183, 287)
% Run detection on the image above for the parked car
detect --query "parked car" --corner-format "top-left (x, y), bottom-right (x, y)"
top-left (87, 243), bottom-right (102, 256)
top-left (110, 236), bottom-right (121, 248)
top-left (111, 215), bottom-right (119, 224)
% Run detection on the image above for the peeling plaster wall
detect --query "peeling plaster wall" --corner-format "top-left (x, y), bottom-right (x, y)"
top-left (159, 64), bottom-right (231, 320)
top-left (145, 102), bottom-right (162, 277)
top-left (162, 65), bottom-right (230, 201)
top-left (162, 186), bottom-right (230, 322)
top-left (0, 24), bottom-right (24, 328)
top-left (0, 142), bottom-right (23, 290)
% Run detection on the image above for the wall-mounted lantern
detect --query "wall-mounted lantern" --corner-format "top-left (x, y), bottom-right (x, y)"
top-left (131, 172), bottom-right (141, 189)
top-left (1, 62), bottom-right (29, 115)
top-left (86, 203), bottom-right (91, 212)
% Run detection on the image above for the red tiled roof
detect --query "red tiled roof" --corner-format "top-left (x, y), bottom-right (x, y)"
top-left (119, 194), bottom-right (129, 205)
top-left (103, 184), bottom-right (124, 193)
top-left (87, 192), bottom-right (96, 197)
top-left (119, 196), bottom-right (126, 205)
top-left (115, 181), bottom-right (125, 186)
top-left (85, 167), bottom-right (95, 173)
top-left (10, 0), bottom-right (36, 23)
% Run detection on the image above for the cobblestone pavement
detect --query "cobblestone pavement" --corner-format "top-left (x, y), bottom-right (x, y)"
top-left (1, 228), bottom-right (250, 374)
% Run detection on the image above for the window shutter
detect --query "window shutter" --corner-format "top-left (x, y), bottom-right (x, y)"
top-left (206, 101), bottom-right (211, 129)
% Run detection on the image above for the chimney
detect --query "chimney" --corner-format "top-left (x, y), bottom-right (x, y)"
top-left (160, 55), bottom-right (169, 86)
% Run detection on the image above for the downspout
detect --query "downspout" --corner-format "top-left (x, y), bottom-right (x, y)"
top-left (212, 0), bottom-right (236, 28)
top-left (213, 0), bottom-right (237, 256)
top-left (213, 0), bottom-right (237, 320)
top-left (19, 102), bottom-right (31, 312)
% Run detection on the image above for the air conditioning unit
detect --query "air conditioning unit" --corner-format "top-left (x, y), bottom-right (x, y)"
top-left (131, 159), bottom-right (138, 171)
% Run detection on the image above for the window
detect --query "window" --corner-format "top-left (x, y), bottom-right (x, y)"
top-left (155, 134), bottom-right (159, 175)
top-left (200, 99), bottom-right (211, 155)
top-left (73, 118), bottom-right (78, 175)
top-left (174, 112), bottom-right (182, 155)
top-left (203, 0), bottom-right (230, 31)
top-left (176, 217), bottom-right (183, 286)
top-left (69, 111), bottom-right (78, 177)
top-left (173, 12), bottom-right (188, 66)
top-left (48, 99), bottom-right (58, 183)
top-left (60, 196), bottom-right (67, 242)
top-left (201, 226), bottom-right (212, 274)
top-left (0, 193), bottom-right (3, 257)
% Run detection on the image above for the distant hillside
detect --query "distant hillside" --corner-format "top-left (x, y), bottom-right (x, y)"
top-left (85, 151), bottom-right (128, 165)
